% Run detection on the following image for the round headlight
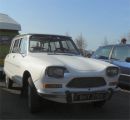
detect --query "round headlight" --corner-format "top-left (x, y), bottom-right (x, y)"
top-left (46, 66), bottom-right (67, 78)
top-left (106, 67), bottom-right (119, 77)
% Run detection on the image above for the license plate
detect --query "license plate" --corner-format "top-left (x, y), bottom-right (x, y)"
top-left (73, 93), bottom-right (106, 101)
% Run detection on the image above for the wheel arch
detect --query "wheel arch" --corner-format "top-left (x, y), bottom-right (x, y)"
top-left (21, 70), bottom-right (36, 97)
top-left (22, 70), bottom-right (33, 87)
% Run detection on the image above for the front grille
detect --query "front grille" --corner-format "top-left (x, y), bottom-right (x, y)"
top-left (119, 75), bottom-right (130, 84)
top-left (66, 77), bottom-right (106, 88)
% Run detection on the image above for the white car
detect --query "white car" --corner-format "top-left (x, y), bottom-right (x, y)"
top-left (4, 34), bottom-right (119, 113)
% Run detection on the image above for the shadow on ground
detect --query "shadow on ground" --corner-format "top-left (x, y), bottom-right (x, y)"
top-left (0, 81), bottom-right (130, 120)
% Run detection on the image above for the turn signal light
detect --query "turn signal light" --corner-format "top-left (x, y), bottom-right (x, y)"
top-left (43, 84), bottom-right (62, 88)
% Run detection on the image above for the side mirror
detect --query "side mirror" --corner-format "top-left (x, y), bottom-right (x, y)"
top-left (125, 57), bottom-right (130, 62)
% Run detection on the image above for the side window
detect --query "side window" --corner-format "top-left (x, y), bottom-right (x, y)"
top-left (50, 41), bottom-right (60, 51)
top-left (93, 46), bottom-right (113, 59)
top-left (111, 46), bottom-right (130, 61)
top-left (12, 40), bottom-right (20, 53)
top-left (19, 38), bottom-right (27, 54)
top-left (62, 41), bottom-right (69, 49)
top-left (43, 42), bottom-right (49, 51)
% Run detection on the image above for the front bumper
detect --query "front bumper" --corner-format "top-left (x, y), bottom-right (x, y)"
top-left (118, 74), bottom-right (130, 89)
top-left (38, 89), bottom-right (114, 103)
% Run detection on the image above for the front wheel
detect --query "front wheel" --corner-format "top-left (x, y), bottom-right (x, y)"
top-left (0, 71), bottom-right (3, 81)
top-left (28, 78), bottom-right (41, 113)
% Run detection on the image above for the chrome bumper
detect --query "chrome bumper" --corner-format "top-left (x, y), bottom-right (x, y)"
top-left (38, 89), bottom-right (114, 103)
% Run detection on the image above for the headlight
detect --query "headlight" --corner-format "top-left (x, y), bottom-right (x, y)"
top-left (46, 66), bottom-right (68, 78)
top-left (106, 67), bottom-right (119, 77)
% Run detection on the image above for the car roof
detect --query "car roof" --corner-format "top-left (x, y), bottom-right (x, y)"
top-left (15, 33), bottom-right (71, 39)
top-left (100, 44), bottom-right (130, 48)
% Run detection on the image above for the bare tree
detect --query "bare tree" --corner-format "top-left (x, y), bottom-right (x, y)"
top-left (75, 33), bottom-right (87, 50)
top-left (75, 33), bottom-right (87, 56)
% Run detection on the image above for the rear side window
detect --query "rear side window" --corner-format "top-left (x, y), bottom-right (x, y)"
top-left (111, 46), bottom-right (130, 61)
top-left (93, 46), bottom-right (113, 59)
top-left (12, 40), bottom-right (20, 53)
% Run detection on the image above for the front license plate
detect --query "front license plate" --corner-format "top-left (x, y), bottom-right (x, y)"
top-left (73, 93), bottom-right (105, 101)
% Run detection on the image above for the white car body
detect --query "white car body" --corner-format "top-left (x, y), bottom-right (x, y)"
top-left (4, 34), bottom-right (119, 106)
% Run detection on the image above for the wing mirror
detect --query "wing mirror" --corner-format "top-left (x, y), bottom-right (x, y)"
top-left (125, 57), bottom-right (130, 62)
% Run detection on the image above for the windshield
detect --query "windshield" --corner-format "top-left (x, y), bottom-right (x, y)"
top-left (92, 46), bottom-right (113, 59)
top-left (29, 35), bottom-right (80, 55)
top-left (92, 45), bottom-right (130, 61)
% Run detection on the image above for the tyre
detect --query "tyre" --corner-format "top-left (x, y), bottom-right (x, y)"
top-left (28, 77), bottom-right (41, 113)
top-left (0, 71), bottom-right (2, 81)
top-left (5, 75), bottom-right (13, 89)
top-left (93, 100), bottom-right (106, 108)
top-left (21, 81), bottom-right (28, 97)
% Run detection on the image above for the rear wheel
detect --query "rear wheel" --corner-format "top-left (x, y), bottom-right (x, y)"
top-left (28, 77), bottom-right (41, 113)
top-left (5, 75), bottom-right (13, 89)
top-left (93, 100), bottom-right (106, 108)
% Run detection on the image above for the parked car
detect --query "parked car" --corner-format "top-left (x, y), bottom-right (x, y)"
top-left (4, 34), bottom-right (119, 113)
top-left (92, 44), bottom-right (130, 90)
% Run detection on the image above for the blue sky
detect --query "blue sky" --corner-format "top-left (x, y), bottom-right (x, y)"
top-left (0, 0), bottom-right (130, 50)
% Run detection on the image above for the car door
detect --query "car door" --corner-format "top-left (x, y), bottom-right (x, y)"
top-left (4, 39), bottom-right (20, 78)
top-left (110, 45), bottom-right (130, 87)
top-left (12, 37), bottom-right (28, 84)
top-left (110, 46), bottom-right (130, 75)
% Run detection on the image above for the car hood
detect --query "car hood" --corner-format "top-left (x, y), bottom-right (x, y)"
top-left (112, 61), bottom-right (130, 75)
top-left (29, 54), bottom-right (114, 71)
